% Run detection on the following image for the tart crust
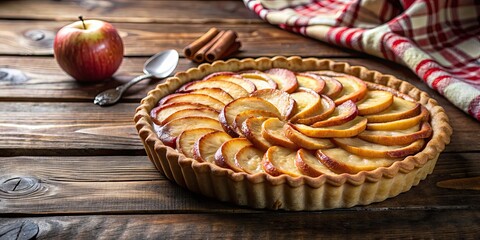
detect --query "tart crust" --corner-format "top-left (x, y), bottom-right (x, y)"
top-left (134, 56), bottom-right (452, 210)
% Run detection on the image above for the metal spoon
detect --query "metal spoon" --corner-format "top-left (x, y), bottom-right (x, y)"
top-left (94, 49), bottom-right (179, 106)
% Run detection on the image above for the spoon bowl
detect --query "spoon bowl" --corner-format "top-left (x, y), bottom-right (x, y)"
top-left (94, 49), bottom-right (179, 106)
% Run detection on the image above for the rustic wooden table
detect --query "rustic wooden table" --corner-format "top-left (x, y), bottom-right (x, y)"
top-left (0, 0), bottom-right (479, 239)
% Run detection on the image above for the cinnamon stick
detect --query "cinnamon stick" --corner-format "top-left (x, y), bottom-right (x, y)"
top-left (183, 28), bottom-right (220, 59)
top-left (215, 41), bottom-right (241, 62)
top-left (205, 30), bottom-right (238, 62)
top-left (193, 31), bottom-right (225, 63)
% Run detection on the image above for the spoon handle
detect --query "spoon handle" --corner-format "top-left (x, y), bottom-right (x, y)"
top-left (116, 73), bottom-right (154, 94)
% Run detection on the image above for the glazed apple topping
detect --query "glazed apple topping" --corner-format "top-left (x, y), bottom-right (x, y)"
top-left (151, 69), bottom-right (432, 175)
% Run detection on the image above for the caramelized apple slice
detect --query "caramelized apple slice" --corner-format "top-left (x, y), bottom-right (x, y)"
top-left (160, 93), bottom-right (224, 111)
top-left (261, 118), bottom-right (298, 149)
top-left (234, 146), bottom-right (265, 174)
top-left (219, 97), bottom-right (281, 136)
top-left (289, 88), bottom-right (323, 122)
top-left (356, 90), bottom-right (394, 115)
top-left (176, 128), bottom-right (218, 158)
top-left (179, 79), bottom-right (248, 99)
top-left (311, 100), bottom-right (358, 127)
top-left (319, 75), bottom-right (343, 98)
top-left (204, 72), bottom-right (256, 93)
top-left (366, 106), bottom-right (429, 131)
top-left (157, 117), bottom-right (224, 148)
top-left (161, 107), bottom-right (219, 125)
top-left (292, 116), bottom-right (367, 138)
top-left (151, 102), bottom-right (216, 125)
top-left (240, 117), bottom-right (273, 151)
top-left (240, 71), bottom-right (277, 90)
top-left (331, 137), bottom-right (425, 158)
top-left (265, 68), bottom-right (298, 93)
top-left (365, 97), bottom-right (421, 123)
top-left (358, 121), bottom-right (432, 145)
top-left (295, 73), bottom-right (325, 93)
top-left (295, 94), bottom-right (335, 125)
top-left (332, 75), bottom-right (367, 105)
top-left (316, 148), bottom-right (399, 174)
top-left (284, 124), bottom-right (335, 150)
top-left (233, 110), bottom-right (280, 135)
top-left (193, 131), bottom-right (232, 163)
top-left (250, 89), bottom-right (296, 120)
top-left (189, 88), bottom-right (234, 104)
top-left (262, 146), bottom-right (301, 177)
top-left (214, 138), bottom-right (252, 171)
top-left (295, 149), bottom-right (337, 177)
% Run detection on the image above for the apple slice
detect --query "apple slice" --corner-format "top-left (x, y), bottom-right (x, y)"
top-left (289, 87), bottom-right (323, 122)
top-left (356, 90), bottom-right (394, 115)
top-left (265, 68), bottom-right (298, 93)
top-left (240, 71), bottom-right (277, 90)
top-left (311, 100), bottom-right (358, 127)
top-left (234, 146), bottom-right (265, 174)
top-left (214, 138), bottom-right (252, 171)
top-left (295, 94), bottom-right (335, 125)
top-left (358, 121), bottom-right (432, 146)
top-left (331, 75), bottom-right (367, 105)
top-left (295, 149), bottom-right (337, 177)
top-left (179, 79), bottom-right (249, 99)
top-left (160, 93), bottom-right (225, 111)
top-left (189, 88), bottom-right (234, 104)
top-left (262, 146), bottom-right (302, 177)
top-left (292, 116), bottom-right (367, 138)
top-left (151, 102), bottom-right (216, 126)
top-left (295, 73), bottom-right (325, 93)
top-left (284, 124), bottom-right (335, 150)
top-left (261, 118), bottom-right (298, 149)
top-left (193, 131), bottom-right (232, 163)
top-left (240, 117), bottom-right (273, 151)
top-left (250, 89), bottom-right (296, 120)
top-left (161, 107), bottom-right (219, 125)
top-left (364, 97), bottom-right (421, 123)
top-left (203, 72), bottom-right (256, 93)
top-left (157, 116), bottom-right (224, 148)
top-left (316, 148), bottom-right (399, 174)
top-left (233, 110), bottom-right (280, 135)
top-left (331, 137), bottom-right (425, 158)
top-left (176, 128), bottom-right (219, 158)
top-left (219, 97), bottom-right (281, 136)
top-left (320, 76), bottom-right (343, 98)
top-left (366, 106), bottom-right (429, 131)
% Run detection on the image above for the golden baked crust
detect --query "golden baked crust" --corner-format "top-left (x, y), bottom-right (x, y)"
top-left (134, 56), bottom-right (452, 210)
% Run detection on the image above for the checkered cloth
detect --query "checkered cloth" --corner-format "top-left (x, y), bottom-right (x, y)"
top-left (244, 0), bottom-right (480, 121)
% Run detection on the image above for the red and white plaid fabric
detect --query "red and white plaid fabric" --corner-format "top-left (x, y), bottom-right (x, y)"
top-left (244, 0), bottom-right (480, 121)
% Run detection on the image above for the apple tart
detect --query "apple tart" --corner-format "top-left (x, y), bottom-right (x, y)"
top-left (134, 56), bottom-right (451, 210)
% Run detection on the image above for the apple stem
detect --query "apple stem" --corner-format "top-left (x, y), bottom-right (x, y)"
top-left (78, 16), bottom-right (86, 29)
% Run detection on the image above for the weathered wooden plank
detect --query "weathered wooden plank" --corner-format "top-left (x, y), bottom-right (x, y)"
top-left (0, 102), bottom-right (144, 156)
top-left (1, 211), bottom-right (479, 239)
top-left (0, 0), bottom-right (259, 23)
top-left (0, 20), bottom-right (354, 56)
top-left (0, 153), bottom-right (478, 214)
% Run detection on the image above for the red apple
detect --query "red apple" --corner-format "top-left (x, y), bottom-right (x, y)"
top-left (54, 17), bottom-right (124, 82)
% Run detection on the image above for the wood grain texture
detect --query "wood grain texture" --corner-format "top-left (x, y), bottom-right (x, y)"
top-left (0, 102), bottom-right (144, 156)
top-left (0, 211), bottom-right (479, 239)
top-left (0, 0), bottom-right (259, 23)
top-left (0, 20), bottom-right (355, 56)
top-left (0, 153), bottom-right (478, 214)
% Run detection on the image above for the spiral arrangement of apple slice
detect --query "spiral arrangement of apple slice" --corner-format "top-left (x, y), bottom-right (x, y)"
top-left (151, 69), bottom-right (432, 176)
